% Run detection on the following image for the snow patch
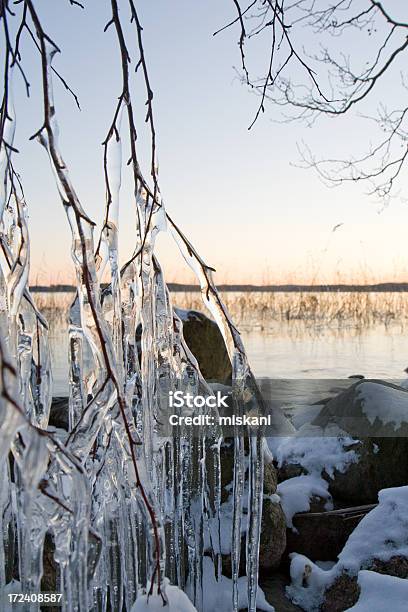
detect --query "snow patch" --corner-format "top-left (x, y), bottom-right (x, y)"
top-left (287, 554), bottom-right (333, 612)
top-left (199, 556), bottom-right (274, 612)
top-left (338, 485), bottom-right (408, 572)
top-left (131, 580), bottom-right (197, 611)
top-left (345, 570), bottom-right (408, 612)
top-left (277, 475), bottom-right (333, 530)
top-left (357, 382), bottom-right (408, 430)
top-left (269, 423), bottom-right (358, 478)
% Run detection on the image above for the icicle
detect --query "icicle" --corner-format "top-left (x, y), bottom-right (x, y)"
top-left (169, 217), bottom-right (266, 611)
top-left (0, 6), bottom-right (268, 611)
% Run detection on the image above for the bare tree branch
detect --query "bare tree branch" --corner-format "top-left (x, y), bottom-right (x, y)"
top-left (219, 0), bottom-right (408, 200)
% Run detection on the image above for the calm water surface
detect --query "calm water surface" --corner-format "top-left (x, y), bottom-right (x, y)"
top-left (240, 324), bottom-right (406, 379)
top-left (44, 291), bottom-right (407, 395)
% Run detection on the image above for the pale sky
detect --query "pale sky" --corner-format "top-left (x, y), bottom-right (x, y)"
top-left (9, 0), bottom-right (408, 285)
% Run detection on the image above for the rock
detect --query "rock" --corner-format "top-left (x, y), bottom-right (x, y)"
top-left (175, 309), bottom-right (232, 382)
top-left (312, 380), bottom-right (408, 504)
top-left (275, 434), bottom-right (408, 505)
top-left (312, 379), bottom-right (408, 437)
top-left (276, 462), bottom-right (304, 484)
top-left (285, 506), bottom-right (370, 563)
top-left (321, 555), bottom-right (408, 612)
top-left (369, 555), bottom-right (408, 578)
top-left (288, 487), bottom-right (408, 611)
top-left (259, 497), bottom-right (287, 571)
top-left (135, 309), bottom-right (232, 382)
top-left (264, 459), bottom-right (278, 495)
top-left (327, 437), bottom-right (408, 504)
top-left (259, 573), bottom-right (303, 611)
top-left (219, 441), bottom-right (286, 574)
top-left (321, 573), bottom-right (360, 612)
top-left (49, 396), bottom-right (69, 430)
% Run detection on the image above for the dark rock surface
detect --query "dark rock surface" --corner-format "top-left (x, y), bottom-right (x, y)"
top-left (220, 441), bottom-right (286, 574)
top-left (312, 379), bottom-right (408, 437)
top-left (321, 573), bottom-right (360, 612)
top-left (312, 379), bottom-right (408, 504)
top-left (175, 309), bottom-right (232, 382)
top-left (49, 396), bottom-right (69, 431)
top-left (285, 505), bottom-right (371, 563)
top-left (326, 436), bottom-right (408, 504)
top-left (260, 497), bottom-right (287, 571)
top-left (320, 554), bottom-right (408, 611)
top-left (258, 573), bottom-right (302, 611)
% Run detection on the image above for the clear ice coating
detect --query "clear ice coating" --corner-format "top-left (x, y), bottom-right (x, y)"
top-left (0, 3), bottom-right (267, 611)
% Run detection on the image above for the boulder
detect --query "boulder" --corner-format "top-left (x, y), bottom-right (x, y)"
top-left (175, 309), bottom-right (232, 382)
top-left (135, 308), bottom-right (232, 382)
top-left (312, 380), bottom-right (408, 504)
top-left (321, 555), bottom-right (408, 612)
top-left (312, 379), bottom-right (408, 438)
top-left (49, 396), bottom-right (69, 431)
top-left (259, 573), bottom-right (303, 611)
top-left (326, 437), bottom-right (408, 504)
top-left (287, 486), bottom-right (408, 611)
top-left (219, 441), bottom-right (286, 574)
top-left (259, 496), bottom-right (287, 571)
top-left (285, 505), bottom-right (373, 563)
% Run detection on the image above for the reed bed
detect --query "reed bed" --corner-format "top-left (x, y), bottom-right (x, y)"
top-left (172, 291), bottom-right (408, 332)
top-left (34, 290), bottom-right (408, 335)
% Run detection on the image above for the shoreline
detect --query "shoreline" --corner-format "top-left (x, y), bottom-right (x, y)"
top-left (30, 281), bottom-right (408, 293)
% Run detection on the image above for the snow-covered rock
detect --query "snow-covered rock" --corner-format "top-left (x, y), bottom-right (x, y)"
top-left (286, 485), bottom-right (408, 611)
top-left (313, 379), bottom-right (408, 437)
top-left (312, 379), bottom-right (408, 503)
top-left (345, 570), bottom-right (408, 612)
top-left (277, 474), bottom-right (333, 530)
top-left (131, 581), bottom-right (197, 611)
top-left (269, 423), bottom-right (358, 481)
top-left (271, 380), bottom-right (408, 504)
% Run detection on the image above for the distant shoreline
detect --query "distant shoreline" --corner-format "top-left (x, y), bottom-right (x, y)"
top-left (30, 282), bottom-right (408, 293)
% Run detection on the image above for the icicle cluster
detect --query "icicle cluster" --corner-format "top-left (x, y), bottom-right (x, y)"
top-left (0, 3), bottom-right (268, 611)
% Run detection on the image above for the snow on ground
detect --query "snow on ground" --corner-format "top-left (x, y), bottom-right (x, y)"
top-left (277, 474), bottom-right (333, 530)
top-left (286, 485), bottom-right (408, 611)
top-left (131, 580), bottom-right (197, 611)
top-left (200, 556), bottom-right (274, 612)
top-left (345, 570), bottom-right (408, 612)
top-left (205, 495), bottom-right (247, 555)
top-left (337, 486), bottom-right (408, 572)
top-left (269, 423), bottom-right (358, 478)
top-left (357, 382), bottom-right (408, 430)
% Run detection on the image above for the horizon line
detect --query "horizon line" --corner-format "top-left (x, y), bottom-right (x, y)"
top-left (30, 281), bottom-right (408, 293)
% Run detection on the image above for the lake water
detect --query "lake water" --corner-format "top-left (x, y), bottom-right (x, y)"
top-left (44, 291), bottom-right (408, 398)
top-left (240, 324), bottom-right (406, 379)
